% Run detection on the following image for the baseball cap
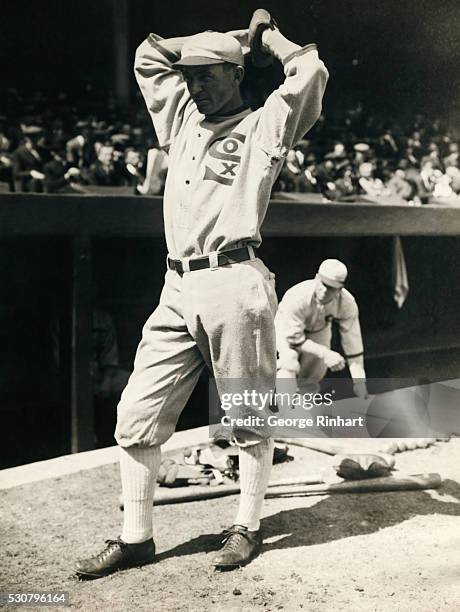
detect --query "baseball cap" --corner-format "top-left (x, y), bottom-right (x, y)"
top-left (22, 125), bottom-right (43, 135)
top-left (174, 31), bottom-right (244, 67)
top-left (317, 259), bottom-right (348, 288)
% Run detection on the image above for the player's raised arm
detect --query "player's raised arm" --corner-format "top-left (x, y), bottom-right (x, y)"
top-left (250, 9), bottom-right (329, 162)
top-left (134, 34), bottom-right (192, 150)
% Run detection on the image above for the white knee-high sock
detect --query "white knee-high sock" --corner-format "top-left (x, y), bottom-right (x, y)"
top-left (234, 438), bottom-right (274, 531)
top-left (120, 445), bottom-right (161, 544)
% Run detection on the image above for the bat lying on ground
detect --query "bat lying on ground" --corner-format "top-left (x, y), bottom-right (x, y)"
top-left (119, 473), bottom-right (441, 508)
top-left (119, 474), bottom-right (323, 510)
top-left (277, 438), bottom-right (440, 456)
top-left (120, 452), bottom-right (396, 508)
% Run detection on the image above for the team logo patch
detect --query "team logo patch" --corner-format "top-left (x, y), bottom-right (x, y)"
top-left (204, 132), bottom-right (246, 186)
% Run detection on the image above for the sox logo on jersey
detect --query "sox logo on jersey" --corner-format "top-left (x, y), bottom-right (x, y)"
top-left (204, 131), bottom-right (246, 185)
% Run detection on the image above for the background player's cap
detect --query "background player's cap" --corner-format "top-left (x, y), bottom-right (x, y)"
top-left (174, 31), bottom-right (244, 67)
top-left (317, 259), bottom-right (348, 288)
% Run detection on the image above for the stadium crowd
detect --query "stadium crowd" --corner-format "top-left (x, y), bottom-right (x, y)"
top-left (1, 88), bottom-right (459, 204)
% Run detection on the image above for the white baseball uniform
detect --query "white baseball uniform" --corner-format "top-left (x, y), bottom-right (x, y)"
top-left (115, 34), bottom-right (329, 448)
top-left (275, 279), bottom-right (365, 388)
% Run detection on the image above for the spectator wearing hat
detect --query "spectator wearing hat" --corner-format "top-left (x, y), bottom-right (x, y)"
top-left (376, 129), bottom-right (399, 159)
top-left (358, 162), bottom-right (391, 200)
top-left (407, 130), bottom-right (424, 159)
top-left (123, 148), bottom-right (148, 194)
top-left (49, 118), bottom-right (68, 150)
top-left (12, 129), bottom-right (45, 192)
top-left (43, 146), bottom-right (82, 194)
top-left (275, 259), bottom-right (368, 398)
top-left (333, 162), bottom-right (358, 200)
top-left (66, 124), bottom-right (95, 169)
top-left (352, 142), bottom-right (371, 168)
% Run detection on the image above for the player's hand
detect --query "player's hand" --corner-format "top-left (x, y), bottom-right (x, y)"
top-left (353, 381), bottom-right (369, 399)
top-left (226, 29), bottom-right (250, 55)
top-left (30, 170), bottom-right (45, 180)
top-left (278, 351), bottom-right (300, 374)
top-left (323, 349), bottom-right (346, 372)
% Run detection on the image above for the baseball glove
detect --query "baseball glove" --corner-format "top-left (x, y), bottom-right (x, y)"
top-left (248, 8), bottom-right (277, 68)
top-left (156, 459), bottom-right (179, 485)
top-left (333, 453), bottom-right (396, 480)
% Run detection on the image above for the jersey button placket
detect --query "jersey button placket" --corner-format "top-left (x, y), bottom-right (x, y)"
top-left (178, 170), bottom-right (191, 229)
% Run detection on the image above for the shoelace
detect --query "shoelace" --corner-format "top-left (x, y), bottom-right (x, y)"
top-left (220, 528), bottom-right (249, 553)
top-left (96, 539), bottom-right (126, 562)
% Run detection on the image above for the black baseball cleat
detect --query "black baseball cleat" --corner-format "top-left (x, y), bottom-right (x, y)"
top-left (213, 525), bottom-right (262, 569)
top-left (75, 538), bottom-right (155, 579)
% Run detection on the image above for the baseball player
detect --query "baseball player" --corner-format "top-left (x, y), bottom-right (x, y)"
top-left (276, 259), bottom-right (368, 398)
top-left (76, 9), bottom-right (328, 577)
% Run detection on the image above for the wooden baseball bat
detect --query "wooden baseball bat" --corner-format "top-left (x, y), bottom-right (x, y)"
top-left (276, 438), bottom-right (439, 456)
top-left (122, 472), bottom-right (440, 507)
top-left (276, 438), bottom-right (355, 456)
top-left (265, 473), bottom-right (441, 497)
top-left (119, 474), bottom-right (324, 509)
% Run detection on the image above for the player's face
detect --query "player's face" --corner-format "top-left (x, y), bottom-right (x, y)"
top-left (181, 64), bottom-right (240, 116)
top-left (315, 276), bottom-right (342, 304)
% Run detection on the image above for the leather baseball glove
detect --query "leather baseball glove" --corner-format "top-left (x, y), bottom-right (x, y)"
top-left (248, 8), bottom-right (277, 67)
top-left (333, 453), bottom-right (396, 480)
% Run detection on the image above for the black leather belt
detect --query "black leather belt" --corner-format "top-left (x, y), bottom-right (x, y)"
top-left (168, 247), bottom-right (255, 274)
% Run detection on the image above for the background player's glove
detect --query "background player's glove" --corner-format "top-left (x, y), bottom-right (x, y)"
top-left (322, 349), bottom-right (346, 372)
top-left (156, 459), bottom-right (179, 485)
top-left (333, 453), bottom-right (395, 480)
top-left (248, 8), bottom-right (277, 67)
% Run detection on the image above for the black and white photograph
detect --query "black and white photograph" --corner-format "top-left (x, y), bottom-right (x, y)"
top-left (1, 1), bottom-right (459, 610)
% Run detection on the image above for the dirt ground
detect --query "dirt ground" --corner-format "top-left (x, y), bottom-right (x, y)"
top-left (1, 438), bottom-right (460, 612)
